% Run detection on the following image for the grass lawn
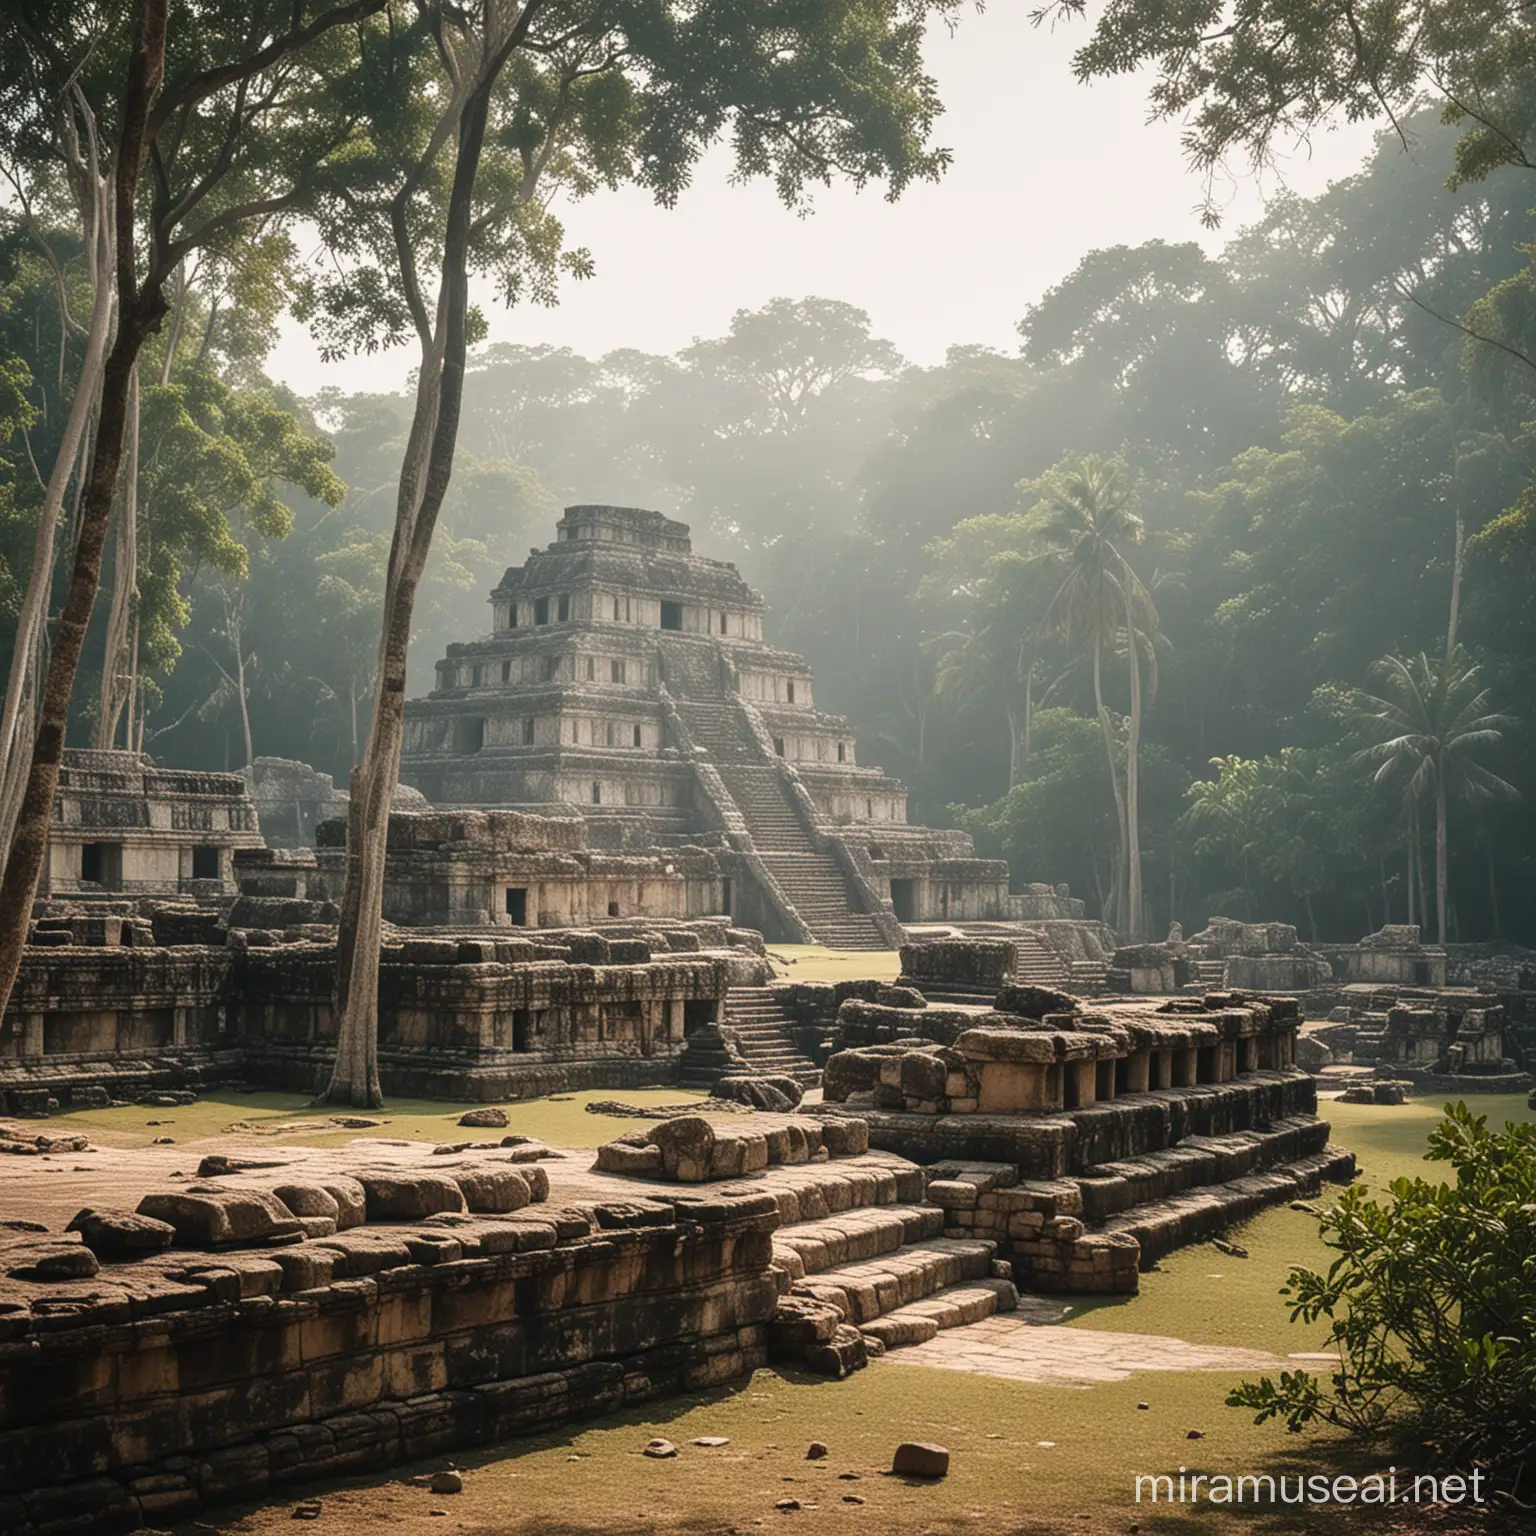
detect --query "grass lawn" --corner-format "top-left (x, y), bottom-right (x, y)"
top-left (48, 1085), bottom-right (713, 1152)
top-left (767, 944), bottom-right (902, 985)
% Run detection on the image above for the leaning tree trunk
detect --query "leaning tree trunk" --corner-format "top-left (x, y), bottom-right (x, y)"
top-left (0, 0), bottom-right (169, 1026)
top-left (1092, 634), bottom-right (1129, 934)
top-left (1125, 619), bottom-right (1144, 939)
top-left (96, 364), bottom-right (141, 747)
top-left (320, 80), bottom-right (494, 1107)
top-left (0, 97), bottom-right (115, 858)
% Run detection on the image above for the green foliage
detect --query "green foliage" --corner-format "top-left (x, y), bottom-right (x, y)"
top-left (1039, 1), bottom-right (1536, 221)
top-left (1183, 747), bottom-right (1388, 925)
top-left (1229, 1103), bottom-right (1536, 1497)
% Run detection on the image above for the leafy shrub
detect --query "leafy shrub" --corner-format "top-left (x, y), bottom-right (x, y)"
top-left (1229, 1103), bottom-right (1536, 1499)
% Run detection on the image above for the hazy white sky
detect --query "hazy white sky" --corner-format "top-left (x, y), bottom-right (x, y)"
top-left (267, 7), bottom-right (1382, 395)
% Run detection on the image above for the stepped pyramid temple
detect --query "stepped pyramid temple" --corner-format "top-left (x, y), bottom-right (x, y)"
top-left (399, 505), bottom-right (1073, 949)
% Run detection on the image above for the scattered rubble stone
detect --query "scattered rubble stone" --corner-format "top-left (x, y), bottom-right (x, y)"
top-left (643, 1440), bottom-right (678, 1459)
top-left (458, 1108), bottom-right (509, 1128)
top-left (65, 1207), bottom-right (175, 1258)
top-left (428, 1471), bottom-right (463, 1495)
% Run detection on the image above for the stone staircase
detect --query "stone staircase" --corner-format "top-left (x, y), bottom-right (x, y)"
top-left (771, 1185), bottom-right (1019, 1356)
top-left (715, 764), bottom-right (888, 950)
top-left (719, 985), bottom-right (821, 1084)
top-left (673, 699), bottom-right (759, 762)
top-left (1012, 930), bottom-right (1070, 987)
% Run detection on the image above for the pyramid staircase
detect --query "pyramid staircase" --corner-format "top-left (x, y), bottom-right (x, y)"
top-left (713, 762), bottom-right (888, 952)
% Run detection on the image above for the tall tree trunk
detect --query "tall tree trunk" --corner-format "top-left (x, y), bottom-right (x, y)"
top-left (0, 0), bottom-right (170, 1026)
top-left (96, 364), bottom-right (140, 748)
top-left (320, 75), bottom-right (495, 1106)
top-left (1486, 841), bottom-right (1501, 940)
top-left (1125, 619), bottom-right (1144, 939)
top-left (1092, 634), bottom-right (1128, 934)
top-left (1304, 891), bottom-right (1317, 942)
top-left (1447, 399), bottom-right (1464, 657)
top-left (233, 606), bottom-right (253, 769)
top-left (1435, 772), bottom-right (1448, 948)
top-left (1005, 697), bottom-right (1025, 790)
top-left (1405, 834), bottom-right (1416, 927)
top-left (0, 90), bottom-right (115, 857)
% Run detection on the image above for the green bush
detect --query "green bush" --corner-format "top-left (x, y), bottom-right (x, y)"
top-left (1229, 1103), bottom-right (1536, 1499)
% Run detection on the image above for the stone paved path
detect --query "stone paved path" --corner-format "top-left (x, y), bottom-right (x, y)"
top-left (882, 1300), bottom-right (1299, 1385)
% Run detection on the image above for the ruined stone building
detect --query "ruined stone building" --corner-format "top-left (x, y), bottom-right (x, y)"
top-left (41, 749), bottom-right (263, 899)
top-left (400, 506), bottom-right (1041, 948)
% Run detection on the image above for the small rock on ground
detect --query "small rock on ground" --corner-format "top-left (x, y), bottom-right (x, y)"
top-left (643, 1439), bottom-right (678, 1459)
top-left (694, 1437), bottom-right (730, 1447)
top-left (892, 1442), bottom-right (950, 1479)
top-left (429, 1471), bottom-right (463, 1494)
top-left (806, 1443), bottom-right (827, 1460)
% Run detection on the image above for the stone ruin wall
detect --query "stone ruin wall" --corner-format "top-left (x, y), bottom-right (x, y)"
top-left (0, 1153), bottom-right (784, 1536)
top-left (0, 909), bottom-right (762, 1114)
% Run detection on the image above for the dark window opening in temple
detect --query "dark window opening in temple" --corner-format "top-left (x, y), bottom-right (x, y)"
top-left (684, 998), bottom-right (714, 1036)
top-left (1096, 1060), bottom-right (1116, 1100)
top-left (501, 660), bottom-right (512, 682)
top-left (191, 846), bottom-right (220, 881)
top-left (719, 612), bottom-right (728, 634)
top-left (773, 737), bottom-right (785, 757)
top-left (572, 721), bottom-right (579, 743)
top-left (543, 655), bottom-right (558, 682)
top-left (1197, 1045), bottom-right (1220, 1084)
top-left (533, 596), bottom-right (549, 625)
top-left (512, 1008), bottom-right (533, 1050)
top-left (505, 887), bottom-right (527, 925)
top-left (837, 742), bottom-right (847, 761)
top-left (721, 876), bottom-right (732, 913)
top-left (1114, 1056), bottom-right (1131, 1095)
top-left (471, 664), bottom-right (483, 687)
top-left (632, 724), bottom-right (642, 747)
top-left (454, 717), bottom-right (485, 754)
top-left (786, 680), bottom-right (795, 703)
top-left (607, 900), bottom-right (620, 917)
top-left (889, 878), bottom-right (915, 923)
top-left (591, 782), bottom-right (602, 804)
top-left (1063, 1065), bottom-right (1084, 1109)
top-left (660, 600), bottom-right (683, 631)
top-left (868, 844), bottom-right (885, 860)
top-left (522, 717), bottom-right (535, 744)
top-left (508, 603), bottom-right (518, 628)
top-left (613, 598), bottom-right (621, 620)
top-left (585, 656), bottom-right (595, 680)
top-left (866, 798), bottom-right (874, 818)
top-left (80, 842), bottom-right (121, 889)
top-left (1414, 960), bottom-right (1433, 984)
top-left (557, 593), bottom-right (570, 622)
top-left (610, 659), bottom-right (625, 684)
top-left (605, 722), bottom-right (616, 746)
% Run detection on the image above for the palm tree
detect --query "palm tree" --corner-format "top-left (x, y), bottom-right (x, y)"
top-left (1350, 648), bottom-right (1517, 945)
top-left (1032, 456), bottom-right (1159, 936)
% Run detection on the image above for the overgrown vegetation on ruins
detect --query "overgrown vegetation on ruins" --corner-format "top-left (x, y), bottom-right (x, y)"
top-left (1229, 1102), bottom-right (1536, 1504)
